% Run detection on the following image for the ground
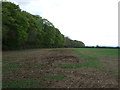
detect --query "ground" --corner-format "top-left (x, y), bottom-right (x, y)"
top-left (2, 48), bottom-right (118, 88)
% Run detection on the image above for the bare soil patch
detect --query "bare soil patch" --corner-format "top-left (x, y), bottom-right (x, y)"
top-left (2, 48), bottom-right (118, 88)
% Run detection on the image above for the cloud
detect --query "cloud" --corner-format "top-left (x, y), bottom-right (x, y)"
top-left (9, 0), bottom-right (119, 46)
top-left (9, 0), bottom-right (30, 5)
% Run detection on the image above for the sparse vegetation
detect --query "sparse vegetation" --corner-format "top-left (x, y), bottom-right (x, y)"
top-left (2, 58), bottom-right (12, 62)
top-left (3, 78), bottom-right (45, 88)
top-left (60, 62), bottom-right (99, 68)
top-left (107, 82), bottom-right (113, 86)
top-left (59, 48), bottom-right (100, 68)
top-left (2, 48), bottom-right (118, 88)
top-left (3, 62), bottom-right (22, 70)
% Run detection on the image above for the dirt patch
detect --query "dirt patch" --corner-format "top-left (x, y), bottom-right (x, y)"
top-left (2, 49), bottom-right (118, 88)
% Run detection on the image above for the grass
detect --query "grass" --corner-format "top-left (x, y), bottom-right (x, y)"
top-left (60, 62), bottom-right (98, 68)
top-left (3, 75), bottom-right (65, 88)
top-left (3, 48), bottom-right (118, 88)
top-left (60, 48), bottom-right (100, 68)
top-left (75, 48), bottom-right (119, 56)
top-left (3, 61), bottom-right (44, 70)
top-left (71, 48), bottom-right (118, 77)
top-left (107, 82), bottom-right (113, 86)
top-left (3, 62), bottom-right (22, 70)
top-left (60, 48), bottom-right (118, 69)
top-left (2, 58), bottom-right (13, 62)
top-left (74, 49), bottom-right (98, 61)
top-left (3, 79), bottom-right (44, 88)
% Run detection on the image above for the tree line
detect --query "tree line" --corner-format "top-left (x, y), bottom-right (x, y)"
top-left (2, 2), bottom-right (85, 50)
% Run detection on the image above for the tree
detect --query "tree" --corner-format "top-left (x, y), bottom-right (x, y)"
top-left (64, 37), bottom-right (85, 48)
top-left (2, 1), bottom-right (85, 50)
top-left (2, 2), bottom-right (28, 49)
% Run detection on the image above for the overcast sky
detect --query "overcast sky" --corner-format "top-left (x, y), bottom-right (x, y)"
top-left (9, 0), bottom-right (119, 47)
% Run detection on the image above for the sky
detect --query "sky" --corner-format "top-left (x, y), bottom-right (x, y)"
top-left (8, 0), bottom-right (119, 47)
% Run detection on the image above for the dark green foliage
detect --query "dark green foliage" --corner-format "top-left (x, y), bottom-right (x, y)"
top-left (2, 2), bottom-right (28, 49)
top-left (2, 2), bottom-right (85, 50)
top-left (64, 37), bottom-right (85, 48)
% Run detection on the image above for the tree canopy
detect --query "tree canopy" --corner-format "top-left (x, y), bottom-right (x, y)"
top-left (2, 2), bottom-right (85, 50)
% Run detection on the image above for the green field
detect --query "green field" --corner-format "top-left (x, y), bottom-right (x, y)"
top-left (2, 48), bottom-right (119, 88)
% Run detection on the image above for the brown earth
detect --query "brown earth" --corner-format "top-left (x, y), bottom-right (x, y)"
top-left (2, 49), bottom-right (118, 88)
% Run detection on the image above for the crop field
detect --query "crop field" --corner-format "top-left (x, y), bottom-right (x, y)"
top-left (2, 48), bottom-right (119, 88)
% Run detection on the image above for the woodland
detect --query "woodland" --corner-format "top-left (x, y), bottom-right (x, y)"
top-left (2, 2), bottom-right (85, 50)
